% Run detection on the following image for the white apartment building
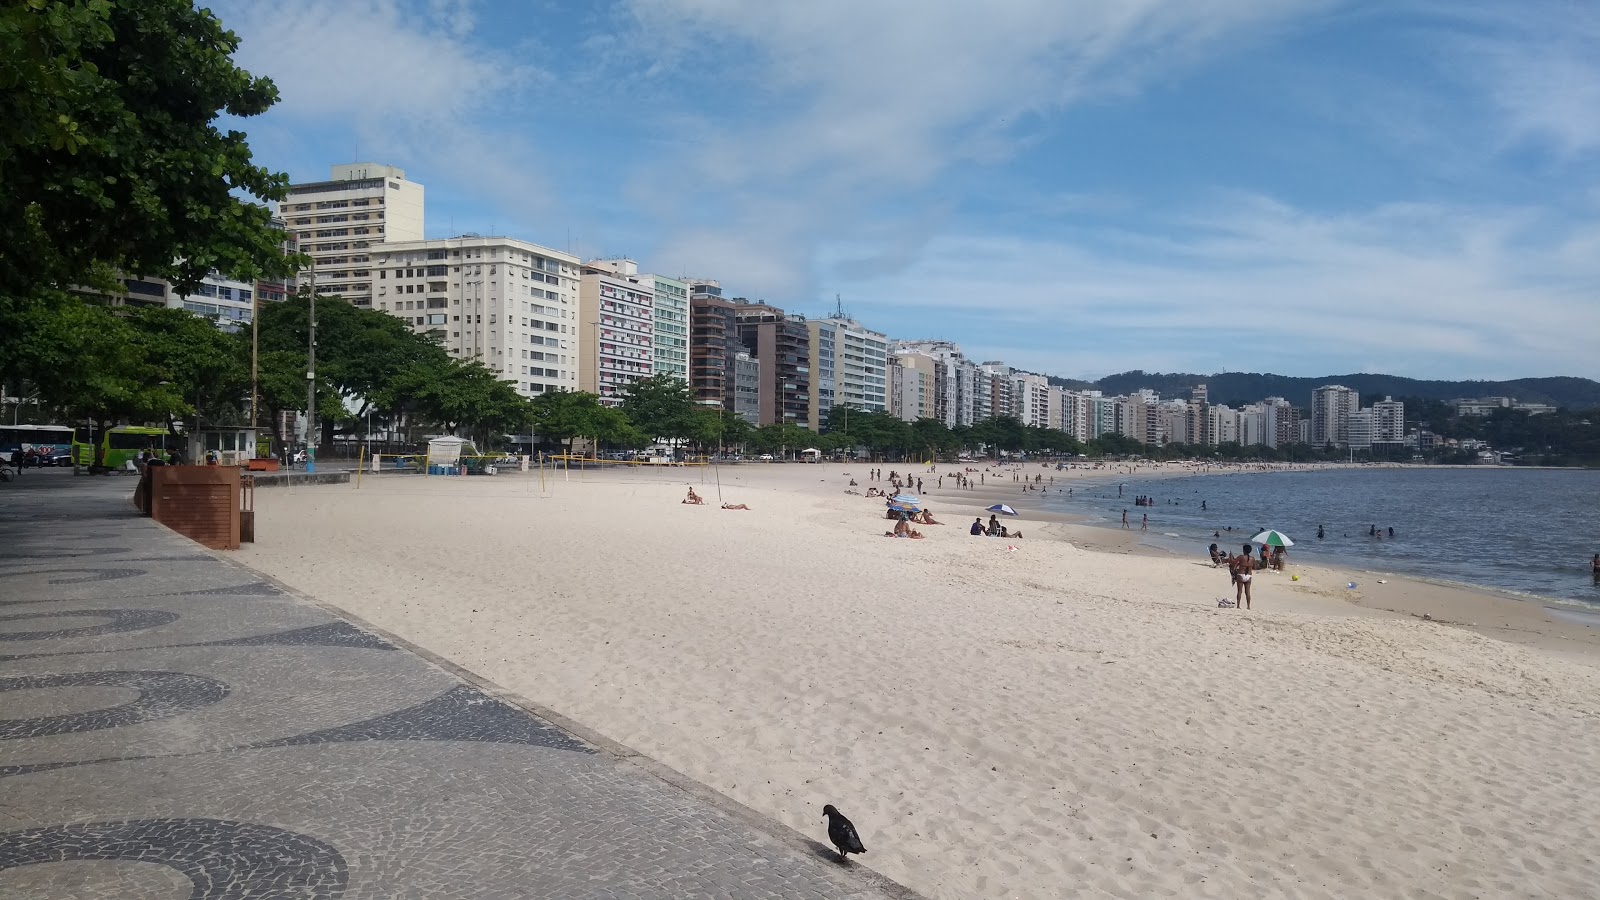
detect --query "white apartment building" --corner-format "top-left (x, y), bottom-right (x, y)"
top-left (1054, 388), bottom-right (1093, 440)
top-left (1207, 405), bottom-right (1240, 445)
top-left (371, 235), bottom-right (581, 397)
top-left (282, 163), bottom-right (425, 308)
top-left (1346, 408), bottom-right (1374, 451)
top-left (891, 352), bottom-right (937, 423)
top-left (1370, 396), bottom-right (1405, 445)
top-left (1010, 371), bottom-right (1052, 428)
top-left (651, 275), bottom-right (689, 381)
top-left (892, 341), bottom-right (976, 427)
top-left (170, 270), bottom-right (259, 332)
top-left (579, 262), bottom-right (656, 405)
top-left (1311, 384), bottom-right (1360, 447)
top-left (808, 317), bottom-right (890, 430)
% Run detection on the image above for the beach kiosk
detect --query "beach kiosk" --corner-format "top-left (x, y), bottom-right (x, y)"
top-left (801, 447), bottom-right (822, 463)
top-left (427, 436), bottom-right (472, 475)
top-left (188, 426), bottom-right (259, 466)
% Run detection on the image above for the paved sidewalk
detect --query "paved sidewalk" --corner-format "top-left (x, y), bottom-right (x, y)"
top-left (0, 476), bottom-right (903, 898)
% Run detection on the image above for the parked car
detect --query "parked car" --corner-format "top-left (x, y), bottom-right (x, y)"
top-left (758, 454), bottom-right (775, 461)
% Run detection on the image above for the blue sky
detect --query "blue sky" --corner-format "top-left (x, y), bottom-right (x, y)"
top-left (213, 0), bottom-right (1599, 382)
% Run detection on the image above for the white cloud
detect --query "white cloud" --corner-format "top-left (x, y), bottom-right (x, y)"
top-left (614, 0), bottom-right (1335, 292)
top-left (1433, 0), bottom-right (1600, 158)
top-left (833, 195), bottom-right (1600, 379)
top-left (214, 0), bottom-right (554, 227)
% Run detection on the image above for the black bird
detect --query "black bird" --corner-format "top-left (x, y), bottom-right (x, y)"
top-left (822, 804), bottom-right (866, 860)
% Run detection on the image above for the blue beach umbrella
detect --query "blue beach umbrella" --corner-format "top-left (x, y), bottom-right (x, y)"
top-left (986, 503), bottom-right (1020, 517)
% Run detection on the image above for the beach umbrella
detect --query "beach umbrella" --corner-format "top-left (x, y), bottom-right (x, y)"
top-left (1251, 529), bottom-right (1295, 548)
top-left (986, 503), bottom-right (1020, 517)
top-left (891, 494), bottom-right (922, 505)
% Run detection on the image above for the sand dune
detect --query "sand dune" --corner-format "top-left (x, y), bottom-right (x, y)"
top-left (241, 463), bottom-right (1600, 899)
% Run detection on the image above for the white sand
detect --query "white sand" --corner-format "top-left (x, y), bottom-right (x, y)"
top-left (242, 463), bottom-right (1600, 899)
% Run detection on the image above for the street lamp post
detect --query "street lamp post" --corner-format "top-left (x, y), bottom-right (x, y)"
top-left (305, 257), bottom-right (317, 474)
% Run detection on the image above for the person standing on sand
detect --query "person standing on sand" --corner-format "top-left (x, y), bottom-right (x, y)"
top-left (1121, 510), bottom-right (1129, 529)
top-left (1141, 513), bottom-right (1148, 531)
top-left (1232, 544), bottom-right (1254, 609)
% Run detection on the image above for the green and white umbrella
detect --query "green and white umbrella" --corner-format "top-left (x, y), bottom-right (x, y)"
top-left (1251, 529), bottom-right (1295, 548)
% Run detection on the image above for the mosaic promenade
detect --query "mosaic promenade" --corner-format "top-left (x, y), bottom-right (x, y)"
top-left (0, 474), bottom-right (910, 899)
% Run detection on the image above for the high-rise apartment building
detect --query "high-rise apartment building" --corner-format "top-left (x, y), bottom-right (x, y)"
top-left (1370, 396), bottom-right (1405, 447)
top-left (579, 261), bottom-right (656, 406)
top-left (370, 235), bottom-right (581, 397)
top-left (1311, 384), bottom-right (1360, 447)
top-left (730, 352), bottom-right (761, 424)
top-left (734, 301), bottom-right (810, 427)
top-left (1261, 397), bottom-right (1301, 449)
top-left (650, 275), bottom-right (689, 381)
top-left (892, 341), bottom-right (977, 427)
top-left (891, 352), bottom-right (937, 422)
top-left (588, 261), bottom-right (688, 385)
top-left (1009, 371), bottom-right (1051, 428)
top-left (282, 163), bottom-right (425, 307)
top-left (1346, 408), bottom-right (1373, 450)
top-left (807, 317), bottom-right (889, 430)
top-left (687, 281), bottom-right (734, 408)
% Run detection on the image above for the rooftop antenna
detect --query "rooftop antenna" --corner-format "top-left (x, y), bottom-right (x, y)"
top-left (834, 293), bottom-right (846, 318)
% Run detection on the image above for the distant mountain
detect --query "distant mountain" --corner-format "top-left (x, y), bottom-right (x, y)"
top-left (1046, 371), bottom-right (1600, 410)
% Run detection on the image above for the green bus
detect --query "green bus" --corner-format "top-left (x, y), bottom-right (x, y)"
top-left (73, 425), bottom-right (179, 471)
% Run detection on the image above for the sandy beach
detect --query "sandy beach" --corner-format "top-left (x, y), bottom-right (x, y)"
top-left (240, 461), bottom-right (1600, 899)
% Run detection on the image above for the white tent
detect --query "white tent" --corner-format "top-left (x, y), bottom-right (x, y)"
top-left (427, 435), bottom-right (475, 466)
top-left (800, 447), bottom-right (822, 462)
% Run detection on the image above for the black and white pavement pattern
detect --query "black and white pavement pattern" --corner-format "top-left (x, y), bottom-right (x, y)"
top-left (0, 474), bottom-right (900, 899)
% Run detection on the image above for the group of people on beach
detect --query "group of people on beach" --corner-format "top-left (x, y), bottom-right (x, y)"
top-left (681, 488), bottom-right (750, 511)
top-left (970, 514), bottom-right (1021, 539)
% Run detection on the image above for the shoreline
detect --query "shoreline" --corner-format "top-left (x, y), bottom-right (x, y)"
top-left (938, 461), bottom-right (1600, 660)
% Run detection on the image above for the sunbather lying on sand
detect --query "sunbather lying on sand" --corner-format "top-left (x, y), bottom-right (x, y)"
top-left (722, 503), bottom-right (750, 510)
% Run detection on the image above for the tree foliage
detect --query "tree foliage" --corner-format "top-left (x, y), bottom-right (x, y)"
top-left (1, 0), bottom-right (296, 384)
top-left (619, 374), bottom-right (697, 444)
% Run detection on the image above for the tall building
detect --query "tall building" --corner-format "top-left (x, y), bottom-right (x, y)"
top-left (579, 260), bottom-right (656, 406)
top-left (589, 261), bottom-right (687, 383)
top-left (891, 351), bottom-right (937, 422)
top-left (1346, 408), bottom-right (1373, 451)
top-left (282, 163), bottom-right (425, 307)
top-left (370, 235), bottom-right (581, 396)
top-left (687, 280), bottom-right (734, 408)
top-left (1262, 397), bottom-right (1301, 449)
top-left (892, 341), bottom-right (976, 427)
top-left (808, 317), bottom-right (889, 430)
top-left (1311, 384), bottom-right (1360, 447)
top-left (1370, 396), bottom-right (1405, 447)
top-left (649, 275), bottom-right (689, 381)
top-left (734, 301), bottom-right (810, 427)
top-left (1010, 371), bottom-right (1052, 428)
top-left (730, 351), bottom-right (761, 424)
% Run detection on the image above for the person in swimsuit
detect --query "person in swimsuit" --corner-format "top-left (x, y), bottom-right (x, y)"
top-left (1233, 543), bottom-right (1254, 609)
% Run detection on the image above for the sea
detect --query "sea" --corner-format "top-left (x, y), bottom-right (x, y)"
top-left (1037, 467), bottom-right (1600, 607)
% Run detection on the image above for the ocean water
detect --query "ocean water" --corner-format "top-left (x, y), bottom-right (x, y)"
top-left (1037, 467), bottom-right (1600, 606)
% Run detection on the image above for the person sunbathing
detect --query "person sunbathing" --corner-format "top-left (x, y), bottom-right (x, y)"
top-left (721, 503), bottom-right (750, 510)
top-left (848, 478), bottom-right (858, 486)
top-left (683, 488), bottom-right (704, 505)
top-left (916, 510), bottom-right (942, 525)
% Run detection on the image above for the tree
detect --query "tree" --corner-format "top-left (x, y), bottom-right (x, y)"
top-left (529, 390), bottom-right (605, 456)
top-left (257, 293), bottom-right (454, 445)
top-left (619, 374), bottom-right (696, 447)
top-left (2, 0), bottom-right (296, 384)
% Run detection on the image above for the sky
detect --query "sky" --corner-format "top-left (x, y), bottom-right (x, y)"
top-left (210, 0), bottom-right (1600, 382)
